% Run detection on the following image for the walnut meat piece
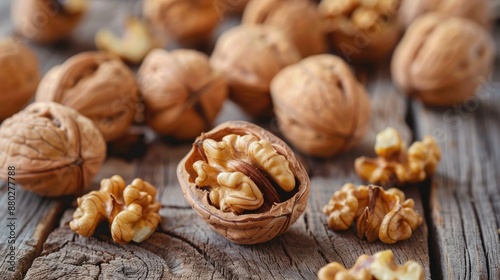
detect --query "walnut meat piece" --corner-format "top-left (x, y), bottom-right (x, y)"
top-left (138, 49), bottom-right (227, 140)
top-left (392, 14), bottom-right (495, 107)
top-left (36, 51), bottom-right (139, 142)
top-left (70, 175), bottom-right (161, 244)
top-left (355, 127), bottom-right (441, 185)
top-left (0, 38), bottom-right (40, 121)
top-left (0, 102), bottom-right (106, 197)
top-left (242, 0), bottom-right (326, 57)
top-left (210, 26), bottom-right (301, 118)
top-left (318, 250), bottom-right (424, 280)
top-left (323, 184), bottom-right (423, 244)
top-left (177, 121), bottom-right (310, 244)
top-left (271, 54), bottom-right (370, 157)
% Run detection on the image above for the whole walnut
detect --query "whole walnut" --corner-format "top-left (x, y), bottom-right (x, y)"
top-left (318, 0), bottom-right (401, 62)
top-left (242, 0), bottom-right (326, 57)
top-left (0, 38), bottom-right (40, 121)
top-left (36, 52), bottom-right (139, 141)
top-left (210, 26), bottom-right (301, 118)
top-left (11, 0), bottom-right (88, 44)
top-left (271, 54), bottom-right (371, 157)
top-left (137, 49), bottom-right (227, 140)
top-left (391, 14), bottom-right (495, 107)
top-left (0, 102), bottom-right (106, 197)
top-left (143, 0), bottom-right (220, 45)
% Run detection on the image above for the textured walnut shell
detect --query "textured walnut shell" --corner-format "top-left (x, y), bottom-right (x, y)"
top-left (0, 38), bottom-right (40, 121)
top-left (242, 0), bottom-right (326, 57)
top-left (391, 14), bottom-right (495, 107)
top-left (271, 54), bottom-right (371, 157)
top-left (36, 51), bottom-right (139, 141)
top-left (138, 49), bottom-right (227, 140)
top-left (177, 121), bottom-right (310, 244)
top-left (210, 26), bottom-right (301, 118)
top-left (11, 0), bottom-right (87, 44)
top-left (0, 102), bottom-right (106, 197)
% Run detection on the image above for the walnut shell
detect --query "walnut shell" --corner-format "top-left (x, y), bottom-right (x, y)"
top-left (0, 102), bottom-right (106, 197)
top-left (138, 49), bottom-right (227, 140)
top-left (391, 14), bottom-right (495, 107)
top-left (177, 121), bottom-right (310, 244)
top-left (271, 54), bottom-right (371, 157)
top-left (210, 26), bottom-right (301, 118)
top-left (0, 38), bottom-right (40, 121)
top-left (242, 0), bottom-right (326, 57)
top-left (36, 51), bottom-right (139, 141)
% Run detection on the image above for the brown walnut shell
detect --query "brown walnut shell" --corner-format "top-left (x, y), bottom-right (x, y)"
top-left (0, 38), bottom-right (40, 121)
top-left (177, 121), bottom-right (310, 244)
top-left (0, 102), bottom-right (106, 197)
top-left (391, 14), bottom-right (495, 107)
top-left (36, 51), bottom-right (139, 141)
top-left (271, 54), bottom-right (371, 157)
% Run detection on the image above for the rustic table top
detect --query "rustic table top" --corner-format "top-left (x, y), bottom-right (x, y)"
top-left (0, 1), bottom-right (499, 279)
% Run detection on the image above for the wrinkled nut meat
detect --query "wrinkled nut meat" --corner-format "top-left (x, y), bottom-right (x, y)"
top-left (177, 121), bottom-right (310, 244)
top-left (0, 38), bottom-right (40, 121)
top-left (70, 175), bottom-right (161, 244)
top-left (0, 102), bottom-right (106, 197)
top-left (138, 49), bottom-right (228, 140)
top-left (210, 26), bottom-right (301, 118)
top-left (392, 14), bottom-right (495, 107)
top-left (355, 127), bottom-right (441, 185)
top-left (36, 51), bottom-right (139, 142)
top-left (12, 0), bottom-right (88, 44)
top-left (318, 250), bottom-right (424, 280)
top-left (243, 0), bottom-right (326, 57)
top-left (323, 184), bottom-right (423, 244)
top-left (318, 0), bottom-right (401, 62)
top-left (271, 54), bottom-right (370, 157)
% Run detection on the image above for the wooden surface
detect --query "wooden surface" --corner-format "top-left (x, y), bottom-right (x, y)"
top-left (0, 1), bottom-right (498, 279)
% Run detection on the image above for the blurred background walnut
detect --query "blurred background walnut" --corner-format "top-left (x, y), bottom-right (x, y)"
top-left (138, 49), bottom-right (227, 140)
top-left (243, 0), bottom-right (326, 57)
top-left (11, 0), bottom-right (87, 44)
top-left (211, 26), bottom-right (300, 119)
top-left (0, 38), bottom-right (40, 121)
top-left (0, 102), bottom-right (106, 197)
top-left (392, 14), bottom-right (495, 107)
top-left (36, 51), bottom-right (139, 142)
top-left (271, 54), bottom-right (370, 157)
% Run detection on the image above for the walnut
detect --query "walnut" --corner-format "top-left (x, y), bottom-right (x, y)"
top-left (323, 184), bottom-right (423, 244)
top-left (36, 51), bottom-right (139, 142)
top-left (242, 0), bottom-right (326, 57)
top-left (392, 14), bottom-right (495, 107)
top-left (11, 0), bottom-right (87, 44)
top-left (318, 0), bottom-right (401, 62)
top-left (70, 175), bottom-right (161, 244)
top-left (355, 127), bottom-right (441, 185)
top-left (318, 250), bottom-right (424, 280)
top-left (270, 54), bottom-right (371, 157)
top-left (0, 38), bottom-right (40, 121)
top-left (177, 121), bottom-right (310, 244)
top-left (137, 49), bottom-right (227, 140)
top-left (0, 102), bottom-right (106, 197)
top-left (210, 26), bottom-right (301, 118)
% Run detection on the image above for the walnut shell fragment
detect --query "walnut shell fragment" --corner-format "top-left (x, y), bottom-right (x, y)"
top-left (0, 102), bottom-right (106, 197)
top-left (323, 184), bottom-right (423, 244)
top-left (36, 51), bottom-right (139, 141)
top-left (391, 14), bottom-right (495, 107)
top-left (138, 49), bottom-right (227, 140)
top-left (355, 127), bottom-right (441, 186)
top-left (318, 250), bottom-right (424, 280)
top-left (70, 175), bottom-right (161, 244)
top-left (177, 121), bottom-right (310, 244)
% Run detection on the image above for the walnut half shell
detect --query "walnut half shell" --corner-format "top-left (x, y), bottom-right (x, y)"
top-left (177, 121), bottom-right (310, 244)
